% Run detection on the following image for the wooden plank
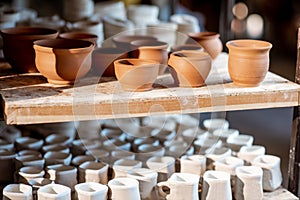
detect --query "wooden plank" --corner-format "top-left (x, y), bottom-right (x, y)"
top-left (0, 53), bottom-right (300, 125)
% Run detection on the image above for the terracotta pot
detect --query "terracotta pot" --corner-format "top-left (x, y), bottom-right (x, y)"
top-left (112, 34), bottom-right (157, 55)
top-left (33, 38), bottom-right (94, 85)
top-left (0, 27), bottom-right (58, 73)
top-left (130, 39), bottom-right (168, 74)
top-left (114, 58), bottom-right (160, 91)
top-left (92, 47), bottom-right (128, 77)
top-left (58, 32), bottom-right (98, 47)
top-left (226, 39), bottom-right (272, 87)
top-left (188, 31), bottom-right (223, 59)
top-left (168, 50), bottom-right (212, 87)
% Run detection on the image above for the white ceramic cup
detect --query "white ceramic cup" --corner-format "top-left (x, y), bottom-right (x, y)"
top-left (226, 134), bottom-right (254, 152)
top-left (108, 177), bottom-right (141, 200)
top-left (15, 137), bottom-right (44, 151)
top-left (37, 183), bottom-right (71, 200)
top-left (201, 170), bottom-right (232, 200)
top-left (234, 166), bottom-right (263, 200)
top-left (71, 155), bottom-right (95, 167)
top-left (157, 172), bottom-right (200, 200)
top-left (44, 151), bottom-right (72, 166)
top-left (146, 156), bottom-right (175, 182)
top-left (46, 164), bottom-right (78, 191)
top-left (112, 158), bottom-right (142, 178)
top-left (237, 145), bottom-right (266, 165)
top-left (127, 168), bottom-right (158, 200)
top-left (78, 161), bottom-right (109, 184)
top-left (18, 166), bottom-right (45, 184)
top-left (251, 154), bottom-right (282, 191)
top-left (2, 184), bottom-right (33, 200)
top-left (75, 182), bottom-right (108, 200)
top-left (180, 154), bottom-right (206, 176)
top-left (15, 155), bottom-right (45, 170)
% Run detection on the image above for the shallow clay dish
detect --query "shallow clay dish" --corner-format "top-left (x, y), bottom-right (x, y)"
top-left (168, 50), bottom-right (212, 87)
top-left (114, 58), bottom-right (160, 91)
top-left (33, 38), bottom-right (94, 85)
top-left (226, 39), bottom-right (272, 87)
top-left (0, 27), bottom-right (58, 73)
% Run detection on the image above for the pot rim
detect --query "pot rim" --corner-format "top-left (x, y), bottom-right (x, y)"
top-left (0, 27), bottom-right (58, 36)
top-left (114, 58), bottom-right (159, 68)
top-left (170, 50), bottom-right (210, 60)
top-left (226, 39), bottom-right (272, 50)
top-left (33, 38), bottom-right (94, 52)
top-left (130, 39), bottom-right (168, 49)
top-left (112, 34), bottom-right (157, 43)
top-left (188, 31), bottom-right (220, 39)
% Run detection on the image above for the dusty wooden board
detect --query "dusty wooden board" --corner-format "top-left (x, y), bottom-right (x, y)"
top-left (0, 53), bottom-right (300, 125)
top-left (263, 188), bottom-right (299, 200)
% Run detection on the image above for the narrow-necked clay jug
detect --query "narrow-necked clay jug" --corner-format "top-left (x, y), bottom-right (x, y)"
top-left (188, 31), bottom-right (223, 59)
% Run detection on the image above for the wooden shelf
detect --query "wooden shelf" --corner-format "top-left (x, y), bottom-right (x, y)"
top-left (1, 53), bottom-right (300, 125)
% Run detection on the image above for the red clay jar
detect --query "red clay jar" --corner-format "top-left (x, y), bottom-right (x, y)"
top-left (0, 27), bottom-right (58, 73)
top-left (226, 39), bottom-right (272, 87)
top-left (168, 50), bottom-right (212, 87)
top-left (33, 38), bottom-right (94, 85)
top-left (92, 47), bottom-right (128, 77)
top-left (188, 31), bottom-right (223, 59)
top-left (114, 58), bottom-right (160, 91)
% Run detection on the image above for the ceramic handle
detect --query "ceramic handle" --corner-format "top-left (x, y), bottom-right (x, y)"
top-left (157, 181), bottom-right (170, 198)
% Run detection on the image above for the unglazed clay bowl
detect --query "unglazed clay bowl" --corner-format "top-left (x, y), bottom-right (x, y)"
top-left (226, 39), bottom-right (272, 87)
top-left (0, 27), bottom-right (58, 73)
top-left (112, 34), bottom-right (157, 55)
top-left (114, 58), bottom-right (160, 91)
top-left (188, 31), bottom-right (223, 59)
top-left (168, 50), bottom-right (212, 87)
top-left (58, 32), bottom-right (98, 47)
top-left (92, 47), bottom-right (128, 77)
top-left (33, 38), bottom-right (94, 85)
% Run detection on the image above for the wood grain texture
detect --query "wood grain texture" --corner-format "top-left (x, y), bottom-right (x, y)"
top-left (1, 53), bottom-right (300, 125)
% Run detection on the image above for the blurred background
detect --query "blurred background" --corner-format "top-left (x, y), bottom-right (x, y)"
top-left (0, 0), bottom-right (299, 188)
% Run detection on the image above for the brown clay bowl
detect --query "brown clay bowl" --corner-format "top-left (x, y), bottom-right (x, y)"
top-left (58, 32), bottom-right (98, 47)
top-left (0, 27), bottom-right (59, 73)
top-left (33, 38), bottom-right (94, 85)
top-left (226, 39), bottom-right (272, 87)
top-left (114, 58), bottom-right (160, 91)
top-left (168, 50), bottom-right (212, 87)
top-left (92, 47), bottom-right (128, 77)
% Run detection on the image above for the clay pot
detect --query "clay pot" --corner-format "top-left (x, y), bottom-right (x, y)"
top-left (130, 39), bottom-right (169, 74)
top-left (112, 35), bottom-right (157, 54)
top-left (33, 38), bottom-right (94, 85)
top-left (168, 50), bottom-right (212, 87)
top-left (58, 32), bottom-right (98, 47)
top-left (0, 27), bottom-right (58, 73)
top-left (188, 31), bottom-right (223, 59)
top-left (114, 58), bottom-right (160, 91)
top-left (226, 39), bottom-right (272, 87)
top-left (92, 47), bottom-right (128, 77)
